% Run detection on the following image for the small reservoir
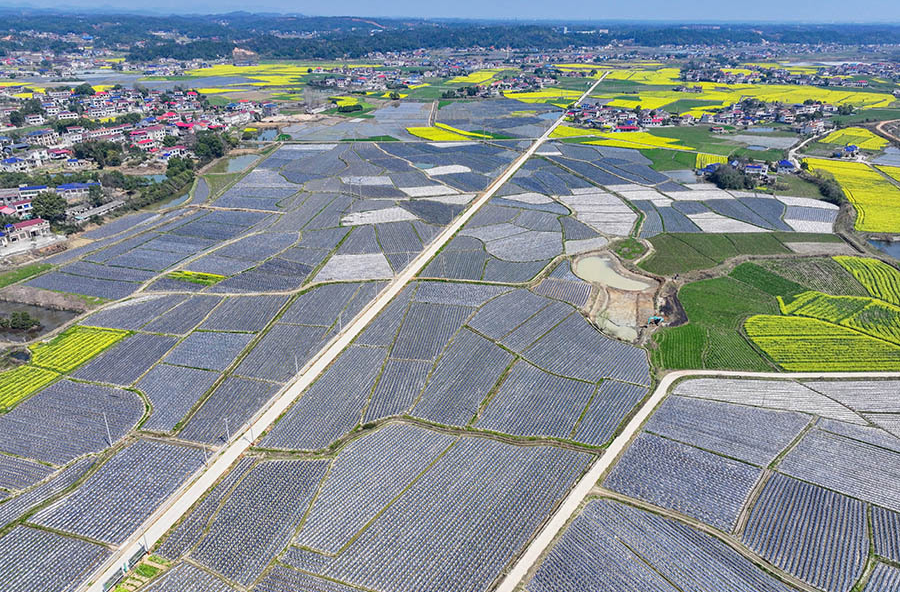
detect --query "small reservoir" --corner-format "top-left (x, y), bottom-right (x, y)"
top-left (574, 256), bottom-right (651, 291)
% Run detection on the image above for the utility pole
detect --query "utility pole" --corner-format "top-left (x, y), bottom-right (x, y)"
top-left (103, 413), bottom-right (112, 446)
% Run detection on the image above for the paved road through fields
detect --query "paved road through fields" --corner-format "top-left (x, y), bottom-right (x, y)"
top-left (80, 75), bottom-right (606, 591)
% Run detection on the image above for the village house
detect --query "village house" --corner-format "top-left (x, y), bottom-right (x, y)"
top-left (0, 218), bottom-right (51, 247)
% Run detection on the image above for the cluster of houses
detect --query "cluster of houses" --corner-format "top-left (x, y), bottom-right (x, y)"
top-left (0, 181), bottom-right (102, 219)
top-left (697, 158), bottom-right (798, 180)
top-left (0, 86), bottom-right (277, 172)
top-left (680, 63), bottom-right (898, 89)
top-left (565, 98), bottom-right (839, 137)
top-left (311, 60), bottom-right (556, 95)
top-left (566, 101), bottom-right (669, 130)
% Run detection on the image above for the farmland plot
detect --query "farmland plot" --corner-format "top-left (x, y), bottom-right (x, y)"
top-left (284, 439), bottom-right (590, 592)
top-left (259, 346), bottom-right (388, 450)
top-left (178, 376), bottom-right (279, 444)
top-left (137, 364), bottom-right (222, 432)
top-left (0, 457), bottom-right (95, 529)
top-left (156, 457), bottom-right (257, 560)
top-left (0, 526), bottom-right (110, 592)
top-left (164, 331), bottom-right (254, 371)
top-left (743, 473), bottom-right (868, 592)
top-left (0, 454), bottom-right (53, 492)
top-left (643, 395), bottom-right (809, 466)
top-left (863, 563), bottom-right (900, 592)
top-left (32, 439), bottom-right (204, 544)
top-left (72, 333), bottom-right (178, 386)
top-left (476, 361), bottom-right (596, 439)
top-left (84, 295), bottom-right (188, 331)
top-left (0, 380), bottom-right (142, 464)
top-left (143, 562), bottom-right (238, 592)
top-left (191, 459), bottom-right (328, 585)
top-left (674, 377), bottom-right (864, 423)
top-left (604, 432), bottom-right (762, 531)
top-left (296, 425), bottom-right (455, 553)
top-left (526, 499), bottom-right (794, 592)
top-left (778, 428), bottom-right (900, 512)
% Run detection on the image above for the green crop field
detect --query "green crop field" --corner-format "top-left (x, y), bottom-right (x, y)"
top-left (651, 254), bottom-right (900, 373)
top-left (0, 263), bottom-right (52, 290)
top-left (639, 233), bottom-right (844, 276)
top-left (758, 257), bottom-right (869, 296)
top-left (652, 276), bottom-right (777, 372)
top-left (728, 262), bottom-right (807, 298)
top-left (204, 173), bottom-right (242, 197)
top-left (640, 149), bottom-right (698, 171)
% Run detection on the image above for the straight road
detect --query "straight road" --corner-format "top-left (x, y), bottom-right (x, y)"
top-left (494, 368), bottom-right (900, 592)
top-left (81, 75), bottom-right (605, 591)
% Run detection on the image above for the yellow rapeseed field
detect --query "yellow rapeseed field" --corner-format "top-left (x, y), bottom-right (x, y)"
top-left (406, 127), bottom-right (473, 141)
top-left (695, 153), bottom-right (729, 168)
top-left (30, 326), bottom-right (129, 373)
top-left (503, 88), bottom-right (583, 106)
top-left (589, 71), bottom-right (897, 115)
top-left (805, 158), bottom-right (900, 233)
top-left (820, 127), bottom-right (889, 150)
top-left (550, 125), bottom-right (695, 150)
top-left (447, 68), bottom-right (513, 85)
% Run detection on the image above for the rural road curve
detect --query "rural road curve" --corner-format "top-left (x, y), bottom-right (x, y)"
top-left (494, 368), bottom-right (900, 592)
top-left (80, 75), bottom-right (605, 591)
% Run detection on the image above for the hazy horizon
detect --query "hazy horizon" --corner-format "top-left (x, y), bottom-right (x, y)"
top-left (2, 0), bottom-right (900, 23)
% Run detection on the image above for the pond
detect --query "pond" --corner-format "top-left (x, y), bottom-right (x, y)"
top-left (147, 187), bottom-right (191, 210)
top-left (746, 145), bottom-right (768, 151)
top-left (0, 302), bottom-right (78, 343)
top-left (257, 128), bottom-right (278, 141)
top-left (221, 154), bottom-right (259, 173)
top-left (142, 174), bottom-right (167, 183)
top-left (869, 239), bottom-right (900, 260)
top-left (573, 256), bottom-right (651, 291)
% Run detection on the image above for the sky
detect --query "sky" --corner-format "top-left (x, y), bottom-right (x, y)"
top-left (10, 0), bottom-right (900, 22)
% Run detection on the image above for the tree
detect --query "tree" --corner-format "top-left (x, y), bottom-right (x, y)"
top-left (73, 141), bottom-right (123, 168)
top-left (193, 131), bottom-right (226, 162)
top-left (20, 98), bottom-right (45, 116)
top-left (166, 156), bottom-right (194, 178)
top-left (162, 135), bottom-right (179, 147)
top-left (389, 91), bottom-right (400, 100)
top-left (88, 184), bottom-right (104, 208)
top-left (708, 164), bottom-right (753, 190)
top-left (8, 111), bottom-right (23, 127)
top-left (0, 311), bottom-right (41, 331)
top-left (73, 83), bottom-right (95, 96)
top-left (31, 191), bottom-right (67, 223)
